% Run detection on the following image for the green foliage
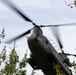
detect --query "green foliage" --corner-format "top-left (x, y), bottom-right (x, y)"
top-left (71, 61), bottom-right (76, 74)
top-left (30, 70), bottom-right (35, 75)
top-left (0, 28), bottom-right (5, 43)
top-left (19, 54), bottom-right (27, 69)
top-left (0, 46), bottom-right (6, 62)
top-left (54, 63), bottom-right (67, 75)
top-left (0, 44), bottom-right (28, 75)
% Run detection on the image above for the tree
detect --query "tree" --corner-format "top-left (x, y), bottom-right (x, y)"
top-left (53, 63), bottom-right (67, 75)
top-left (0, 28), bottom-right (5, 43)
top-left (71, 61), bottom-right (76, 75)
top-left (0, 42), bottom-right (29, 75)
top-left (0, 28), bottom-right (34, 75)
top-left (66, 0), bottom-right (76, 8)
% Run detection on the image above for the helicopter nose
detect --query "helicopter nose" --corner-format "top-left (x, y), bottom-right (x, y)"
top-left (34, 38), bottom-right (38, 42)
top-left (34, 34), bottom-right (42, 42)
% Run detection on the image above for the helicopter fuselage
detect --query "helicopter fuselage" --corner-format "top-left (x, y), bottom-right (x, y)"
top-left (28, 27), bottom-right (72, 75)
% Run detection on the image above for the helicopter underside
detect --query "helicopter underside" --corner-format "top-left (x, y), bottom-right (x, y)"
top-left (28, 34), bottom-right (72, 75)
top-left (28, 35), bottom-right (57, 75)
top-left (29, 55), bottom-right (56, 75)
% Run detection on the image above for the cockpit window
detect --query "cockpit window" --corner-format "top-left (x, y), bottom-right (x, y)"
top-left (36, 34), bottom-right (39, 37)
top-left (46, 39), bottom-right (48, 45)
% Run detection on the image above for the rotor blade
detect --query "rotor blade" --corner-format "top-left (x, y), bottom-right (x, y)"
top-left (51, 27), bottom-right (63, 49)
top-left (5, 29), bottom-right (31, 44)
top-left (1, 0), bottom-right (35, 25)
top-left (64, 53), bottom-right (76, 57)
top-left (40, 22), bottom-right (76, 27)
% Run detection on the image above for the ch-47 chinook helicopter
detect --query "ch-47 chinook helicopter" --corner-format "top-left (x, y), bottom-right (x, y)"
top-left (1, 0), bottom-right (76, 75)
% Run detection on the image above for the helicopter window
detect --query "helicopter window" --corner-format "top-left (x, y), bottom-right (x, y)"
top-left (35, 34), bottom-right (42, 41)
top-left (36, 34), bottom-right (39, 36)
top-left (46, 39), bottom-right (48, 45)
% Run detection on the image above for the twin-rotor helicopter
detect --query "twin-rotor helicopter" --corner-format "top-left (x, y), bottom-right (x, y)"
top-left (1, 0), bottom-right (76, 75)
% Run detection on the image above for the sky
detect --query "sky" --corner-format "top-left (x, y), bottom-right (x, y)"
top-left (0, 0), bottom-right (76, 75)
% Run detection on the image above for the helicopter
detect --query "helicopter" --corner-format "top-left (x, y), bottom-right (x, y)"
top-left (1, 0), bottom-right (76, 75)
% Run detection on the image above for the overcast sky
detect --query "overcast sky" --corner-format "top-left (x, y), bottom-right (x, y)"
top-left (0, 0), bottom-right (76, 74)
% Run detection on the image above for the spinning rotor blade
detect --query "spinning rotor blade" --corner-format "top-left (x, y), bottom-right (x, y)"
top-left (1, 0), bottom-right (76, 46)
top-left (51, 27), bottom-right (63, 49)
top-left (40, 22), bottom-right (76, 50)
top-left (40, 22), bottom-right (76, 27)
top-left (5, 29), bottom-right (31, 43)
top-left (1, 0), bottom-right (35, 25)
top-left (64, 53), bottom-right (76, 57)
